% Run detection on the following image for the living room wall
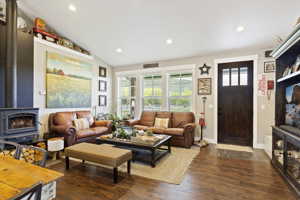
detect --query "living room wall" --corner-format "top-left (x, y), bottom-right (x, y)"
top-left (34, 38), bottom-right (112, 136)
top-left (112, 47), bottom-right (276, 149)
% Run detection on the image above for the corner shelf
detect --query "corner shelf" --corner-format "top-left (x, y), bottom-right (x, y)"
top-left (277, 70), bottom-right (300, 83)
top-left (34, 37), bottom-right (94, 60)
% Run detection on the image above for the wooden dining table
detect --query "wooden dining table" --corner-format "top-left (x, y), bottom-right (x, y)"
top-left (0, 156), bottom-right (63, 200)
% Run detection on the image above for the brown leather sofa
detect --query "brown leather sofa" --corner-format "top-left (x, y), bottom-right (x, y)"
top-left (128, 111), bottom-right (196, 148)
top-left (49, 111), bottom-right (112, 147)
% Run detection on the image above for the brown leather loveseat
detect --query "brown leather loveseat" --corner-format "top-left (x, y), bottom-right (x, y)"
top-left (49, 111), bottom-right (111, 147)
top-left (128, 111), bottom-right (196, 148)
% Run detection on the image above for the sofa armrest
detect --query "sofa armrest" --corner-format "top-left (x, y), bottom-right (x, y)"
top-left (127, 120), bottom-right (140, 127)
top-left (94, 120), bottom-right (112, 132)
top-left (50, 125), bottom-right (77, 147)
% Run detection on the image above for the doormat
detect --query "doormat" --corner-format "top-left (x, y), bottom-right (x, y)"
top-left (216, 144), bottom-right (253, 153)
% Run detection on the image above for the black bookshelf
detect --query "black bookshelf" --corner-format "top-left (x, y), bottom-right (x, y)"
top-left (271, 24), bottom-right (300, 196)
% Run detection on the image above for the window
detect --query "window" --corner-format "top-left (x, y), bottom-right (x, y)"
top-left (222, 67), bottom-right (248, 87)
top-left (118, 77), bottom-right (136, 118)
top-left (168, 73), bottom-right (193, 112)
top-left (143, 75), bottom-right (162, 111)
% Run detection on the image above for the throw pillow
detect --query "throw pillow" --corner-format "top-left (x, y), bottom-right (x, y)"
top-left (73, 118), bottom-right (90, 131)
top-left (154, 118), bottom-right (169, 129)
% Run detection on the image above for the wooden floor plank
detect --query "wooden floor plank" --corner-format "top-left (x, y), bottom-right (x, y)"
top-left (50, 145), bottom-right (297, 200)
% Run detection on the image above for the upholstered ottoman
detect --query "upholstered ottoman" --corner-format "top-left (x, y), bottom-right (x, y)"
top-left (65, 143), bottom-right (132, 183)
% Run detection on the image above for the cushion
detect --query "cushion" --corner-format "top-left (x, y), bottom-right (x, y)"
top-left (140, 111), bottom-right (156, 126)
top-left (65, 143), bottom-right (132, 167)
top-left (53, 112), bottom-right (76, 126)
top-left (73, 118), bottom-right (90, 131)
top-left (133, 125), bottom-right (150, 130)
top-left (76, 128), bottom-right (98, 139)
top-left (149, 127), bottom-right (165, 134)
top-left (91, 127), bottom-right (108, 134)
top-left (164, 128), bottom-right (184, 136)
top-left (154, 118), bottom-right (169, 129)
top-left (76, 111), bottom-right (94, 126)
top-left (156, 112), bottom-right (172, 127)
top-left (172, 112), bottom-right (195, 128)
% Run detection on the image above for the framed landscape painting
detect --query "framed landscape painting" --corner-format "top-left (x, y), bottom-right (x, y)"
top-left (198, 78), bottom-right (212, 95)
top-left (46, 52), bottom-right (93, 108)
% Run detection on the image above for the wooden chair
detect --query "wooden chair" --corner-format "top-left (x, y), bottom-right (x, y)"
top-left (0, 140), bottom-right (20, 159)
top-left (12, 182), bottom-right (42, 200)
top-left (19, 145), bottom-right (47, 167)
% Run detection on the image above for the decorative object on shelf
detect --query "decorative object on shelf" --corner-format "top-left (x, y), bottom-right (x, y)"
top-left (282, 66), bottom-right (292, 77)
top-left (199, 63), bottom-right (211, 75)
top-left (265, 50), bottom-right (273, 58)
top-left (99, 80), bottom-right (107, 92)
top-left (285, 83), bottom-right (300, 128)
top-left (33, 18), bottom-right (59, 43)
top-left (292, 55), bottom-right (300, 73)
top-left (264, 61), bottom-right (276, 73)
top-left (296, 17), bottom-right (300, 26)
top-left (58, 38), bottom-right (74, 49)
top-left (46, 52), bottom-right (93, 108)
top-left (99, 95), bottom-right (107, 106)
top-left (198, 78), bottom-right (211, 95)
top-left (99, 66), bottom-right (107, 77)
top-left (0, 0), bottom-right (6, 23)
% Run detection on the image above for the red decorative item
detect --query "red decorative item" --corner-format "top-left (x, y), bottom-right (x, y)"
top-left (199, 112), bottom-right (206, 127)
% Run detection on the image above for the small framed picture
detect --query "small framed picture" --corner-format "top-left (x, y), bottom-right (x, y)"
top-left (198, 78), bottom-right (211, 95)
top-left (99, 80), bottom-right (107, 92)
top-left (99, 66), bottom-right (107, 77)
top-left (99, 95), bottom-right (107, 106)
top-left (0, 0), bottom-right (6, 23)
top-left (264, 61), bottom-right (275, 73)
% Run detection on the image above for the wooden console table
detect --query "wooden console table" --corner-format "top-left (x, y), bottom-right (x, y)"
top-left (0, 156), bottom-right (63, 200)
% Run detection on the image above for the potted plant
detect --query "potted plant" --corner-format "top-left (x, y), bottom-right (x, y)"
top-left (107, 113), bottom-right (121, 132)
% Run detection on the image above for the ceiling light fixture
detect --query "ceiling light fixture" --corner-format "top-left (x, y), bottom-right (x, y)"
top-left (166, 38), bottom-right (173, 45)
top-left (236, 26), bottom-right (245, 32)
top-left (116, 48), bottom-right (123, 53)
top-left (68, 4), bottom-right (77, 12)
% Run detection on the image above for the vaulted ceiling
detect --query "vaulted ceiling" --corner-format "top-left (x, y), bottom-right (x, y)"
top-left (20, 0), bottom-right (300, 66)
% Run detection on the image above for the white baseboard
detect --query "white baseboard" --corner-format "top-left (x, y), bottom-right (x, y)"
top-left (203, 138), bottom-right (217, 144)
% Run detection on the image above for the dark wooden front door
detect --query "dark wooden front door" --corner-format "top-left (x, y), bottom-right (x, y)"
top-left (218, 61), bottom-right (253, 146)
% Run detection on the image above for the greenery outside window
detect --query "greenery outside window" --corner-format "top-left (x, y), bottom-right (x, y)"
top-left (143, 75), bottom-right (162, 111)
top-left (118, 77), bottom-right (136, 119)
top-left (168, 73), bottom-right (193, 112)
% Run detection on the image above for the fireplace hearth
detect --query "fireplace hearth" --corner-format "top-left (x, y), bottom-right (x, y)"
top-left (0, 108), bottom-right (39, 143)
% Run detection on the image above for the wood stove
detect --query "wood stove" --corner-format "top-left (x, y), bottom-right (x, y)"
top-left (0, 108), bottom-right (39, 143)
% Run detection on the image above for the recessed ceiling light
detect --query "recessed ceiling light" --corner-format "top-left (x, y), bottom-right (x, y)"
top-left (166, 38), bottom-right (173, 45)
top-left (68, 4), bottom-right (77, 12)
top-left (116, 48), bottom-right (123, 53)
top-left (236, 26), bottom-right (245, 32)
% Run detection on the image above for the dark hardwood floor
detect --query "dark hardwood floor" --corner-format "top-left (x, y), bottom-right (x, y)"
top-left (50, 145), bottom-right (297, 200)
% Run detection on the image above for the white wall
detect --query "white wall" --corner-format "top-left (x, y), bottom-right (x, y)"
top-left (33, 38), bottom-right (112, 137)
top-left (112, 47), bottom-right (276, 148)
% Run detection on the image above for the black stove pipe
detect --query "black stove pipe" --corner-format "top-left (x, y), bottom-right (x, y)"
top-left (5, 0), bottom-right (18, 108)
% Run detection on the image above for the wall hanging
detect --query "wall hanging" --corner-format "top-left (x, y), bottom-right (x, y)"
top-left (99, 80), bottom-right (107, 92)
top-left (264, 61), bottom-right (276, 73)
top-left (99, 95), bottom-right (107, 106)
top-left (198, 78), bottom-right (212, 95)
top-left (46, 52), bottom-right (92, 108)
top-left (199, 63), bottom-right (211, 75)
top-left (99, 66), bottom-right (107, 77)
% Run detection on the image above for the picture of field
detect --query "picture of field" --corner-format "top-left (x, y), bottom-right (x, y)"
top-left (46, 52), bottom-right (93, 108)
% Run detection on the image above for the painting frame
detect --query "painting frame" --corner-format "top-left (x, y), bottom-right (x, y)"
top-left (198, 78), bottom-right (212, 95)
top-left (99, 80), bottom-right (107, 92)
top-left (99, 66), bottom-right (107, 78)
top-left (264, 61), bottom-right (275, 73)
top-left (99, 95), bottom-right (107, 106)
top-left (46, 52), bottom-right (93, 108)
top-left (0, 0), bottom-right (6, 24)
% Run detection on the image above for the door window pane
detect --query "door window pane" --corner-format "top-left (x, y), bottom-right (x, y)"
top-left (222, 69), bottom-right (230, 86)
top-left (240, 67), bottom-right (248, 86)
top-left (231, 68), bottom-right (238, 86)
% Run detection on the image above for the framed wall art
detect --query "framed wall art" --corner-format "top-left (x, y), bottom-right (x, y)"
top-left (0, 0), bottom-right (6, 23)
top-left (99, 80), bottom-right (107, 92)
top-left (264, 61), bottom-right (275, 73)
top-left (99, 66), bottom-right (107, 77)
top-left (198, 78), bottom-right (212, 95)
top-left (99, 95), bottom-right (107, 106)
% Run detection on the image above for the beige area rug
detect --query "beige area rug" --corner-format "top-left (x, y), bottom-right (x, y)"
top-left (216, 144), bottom-right (253, 153)
top-left (68, 146), bottom-right (200, 185)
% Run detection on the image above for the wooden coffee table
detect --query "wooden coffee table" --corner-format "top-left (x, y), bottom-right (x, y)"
top-left (96, 135), bottom-right (172, 167)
